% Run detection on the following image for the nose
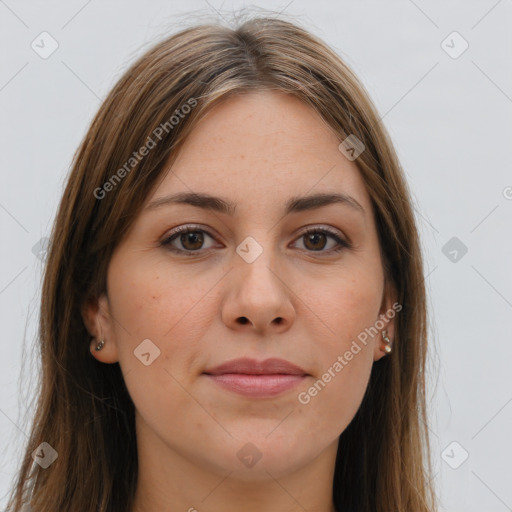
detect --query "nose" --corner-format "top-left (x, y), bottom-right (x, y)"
top-left (220, 239), bottom-right (296, 335)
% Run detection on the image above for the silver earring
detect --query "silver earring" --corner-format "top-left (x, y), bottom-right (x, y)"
top-left (95, 339), bottom-right (105, 351)
top-left (382, 330), bottom-right (392, 354)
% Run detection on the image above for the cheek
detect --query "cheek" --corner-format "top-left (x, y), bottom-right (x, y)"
top-left (106, 263), bottom-right (220, 440)
top-left (302, 265), bottom-right (383, 345)
top-left (294, 267), bottom-right (380, 421)
top-left (107, 258), bottom-right (227, 414)
top-left (109, 261), bottom-right (220, 343)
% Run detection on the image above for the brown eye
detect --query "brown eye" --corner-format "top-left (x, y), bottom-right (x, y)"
top-left (161, 225), bottom-right (217, 254)
top-left (294, 228), bottom-right (350, 254)
top-left (179, 231), bottom-right (204, 250)
top-left (303, 232), bottom-right (328, 251)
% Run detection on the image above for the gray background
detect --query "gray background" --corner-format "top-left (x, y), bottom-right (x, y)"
top-left (1, 1), bottom-right (511, 510)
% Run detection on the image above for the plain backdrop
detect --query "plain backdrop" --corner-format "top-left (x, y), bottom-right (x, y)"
top-left (1, 1), bottom-right (511, 510)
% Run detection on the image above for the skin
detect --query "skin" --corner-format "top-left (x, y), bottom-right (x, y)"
top-left (84, 90), bottom-right (396, 512)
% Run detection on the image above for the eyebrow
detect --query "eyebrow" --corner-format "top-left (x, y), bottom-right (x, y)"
top-left (145, 191), bottom-right (365, 216)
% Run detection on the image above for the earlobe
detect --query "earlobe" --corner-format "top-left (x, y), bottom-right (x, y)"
top-left (373, 329), bottom-right (394, 361)
top-left (88, 334), bottom-right (119, 364)
top-left (373, 280), bottom-right (399, 361)
top-left (381, 329), bottom-right (393, 354)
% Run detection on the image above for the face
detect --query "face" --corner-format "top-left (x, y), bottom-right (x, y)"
top-left (85, 90), bottom-right (396, 484)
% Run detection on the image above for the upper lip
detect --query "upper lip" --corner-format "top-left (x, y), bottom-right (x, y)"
top-left (203, 357), bottom-right (308, 376)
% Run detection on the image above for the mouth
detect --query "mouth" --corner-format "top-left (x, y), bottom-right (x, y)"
top-left (202, 357), bottom-right (309, 398)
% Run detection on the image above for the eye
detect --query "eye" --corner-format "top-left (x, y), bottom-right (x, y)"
top-left (160, 225), bottom-right (218, 255)
top-left (292, 227), bottom-right (351, 254)
top-left (160, 224), bottom-right (351, 256)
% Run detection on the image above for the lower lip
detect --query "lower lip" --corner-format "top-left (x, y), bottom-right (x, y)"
top-left (204, 373), bottom-right (306, 397)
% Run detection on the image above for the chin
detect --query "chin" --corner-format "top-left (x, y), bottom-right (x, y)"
top-left (202, 433), bottom-right (319, 481)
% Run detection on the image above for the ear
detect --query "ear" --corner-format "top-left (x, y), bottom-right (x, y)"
top-left (373, 278), bottom-right (399, 362)
top-left (81, 293), bottom-right (120, 364)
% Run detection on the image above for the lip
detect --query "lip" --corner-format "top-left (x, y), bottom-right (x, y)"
top-left (203, 357), bottom-right (309, 398)
top-left (204, 357), bottom-right (307, 376)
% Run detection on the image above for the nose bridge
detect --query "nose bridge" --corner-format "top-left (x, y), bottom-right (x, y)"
top-left (234, 226), bottom-right (287, 282)
top-left (236, 231), bottom-right (273, 265)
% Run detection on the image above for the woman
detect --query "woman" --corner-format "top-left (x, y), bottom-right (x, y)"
top-left (6, 14), bottom-right (438, 512)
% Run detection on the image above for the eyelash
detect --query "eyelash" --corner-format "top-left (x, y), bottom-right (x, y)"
top-left (160, 224), bottom-right (351, 256)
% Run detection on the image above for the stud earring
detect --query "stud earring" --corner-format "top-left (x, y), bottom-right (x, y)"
top-left (381, 330), bottom-right (392, 354)
top-left (95, 339), bottom-right (105, 351)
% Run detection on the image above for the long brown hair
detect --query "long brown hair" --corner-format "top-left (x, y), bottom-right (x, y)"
top-left (6, 13), bottom-right (438, 512)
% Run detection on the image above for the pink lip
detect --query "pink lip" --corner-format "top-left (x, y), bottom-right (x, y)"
top-left (203, 358), bottom-right (309, 398)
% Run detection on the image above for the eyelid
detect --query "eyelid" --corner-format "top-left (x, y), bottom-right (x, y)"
top-left (296, 224), bottom-right (346, 240)
top-left (162, 223), bottom-right (212, 238)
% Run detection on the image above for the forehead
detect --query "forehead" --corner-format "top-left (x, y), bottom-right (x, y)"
top-left (151, 90), bottom-right (371, 215)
